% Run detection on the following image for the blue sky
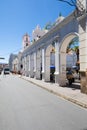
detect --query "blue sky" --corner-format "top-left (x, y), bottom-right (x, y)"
top-left (0, 0), bottom-right (75, 63)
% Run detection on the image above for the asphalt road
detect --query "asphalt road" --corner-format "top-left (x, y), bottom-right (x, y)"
top-left (0, 74), bottom-right (87, 130)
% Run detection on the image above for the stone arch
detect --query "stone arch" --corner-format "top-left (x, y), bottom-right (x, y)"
top-left (45, 44), bottom-right (54, 82)
top-left (59, 32), bottom-right (79, 86)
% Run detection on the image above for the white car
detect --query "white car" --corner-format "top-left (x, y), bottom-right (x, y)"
top-left (4, 68), bottom-right (10, 74)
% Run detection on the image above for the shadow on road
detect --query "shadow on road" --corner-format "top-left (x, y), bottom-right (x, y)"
top-left (82, 129), bottom-right (87, 130)
top-left (66, 82), bottom-right (80, 90)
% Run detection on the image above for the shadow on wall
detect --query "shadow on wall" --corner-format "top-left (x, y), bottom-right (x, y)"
top-left (79, 17), bottom-right (86, 32)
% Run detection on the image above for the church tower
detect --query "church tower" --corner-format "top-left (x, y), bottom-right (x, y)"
top-left (22, 33), bottom-right (30, 50)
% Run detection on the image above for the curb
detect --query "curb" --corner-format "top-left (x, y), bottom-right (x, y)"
top-left (20, 76), bottom-right (87, 109)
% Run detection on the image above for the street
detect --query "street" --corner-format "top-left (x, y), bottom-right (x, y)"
top-left (0, 74), bottom-right (87, 130)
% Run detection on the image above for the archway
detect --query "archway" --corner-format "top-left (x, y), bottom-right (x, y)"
top-left (59, 32), bottom-right (79, 86)
top-left (45, 44), bottom-right (55, 82)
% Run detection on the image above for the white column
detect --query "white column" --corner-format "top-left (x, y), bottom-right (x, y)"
top-left (28, 55), bottom-right (30, 71)
top-left (34, 52), bottom-right (36, 72)
top-left (23, 58), bottom-right (25, 70)
top-left (54, 41), bottom-right (59, 75)
top-left (26, 56), bottom-right (28, 70)
top-left (79, 17), bottom-right (87, 71)
top-left (78, 15), bottom-right (87, 93)
top-left (25, 56), bottom-right (27, 71)
top-left (42, 49), bottom-right (45, 73)
top-left (36, 49), bottom-right (41, 79)
top-left (22, 57), bottom-right (25, 75)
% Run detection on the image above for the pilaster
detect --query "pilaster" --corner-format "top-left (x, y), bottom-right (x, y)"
top-left (29, 54), bottom-right (34, 78)
top-left (34, 52), bottom-right (36, 78)
top-left (36, 50), bottom-right (41, 79)
top-left (42, 49), bottom-right (45, 80)
top-left (54, 37), bottom-right (60, 83)
top-left (79, 15), bottom-right (87, 94)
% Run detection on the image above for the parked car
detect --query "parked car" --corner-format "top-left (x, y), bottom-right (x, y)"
top-left (4, 68), bottom-right (10, 74)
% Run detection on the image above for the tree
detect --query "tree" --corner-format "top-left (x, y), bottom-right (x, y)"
top-left (66, 37), bottom-right (79, 66)
top-left (57, 0), bottom-right (76, 7)
top-left (57, 0), bottom-right (85, 14)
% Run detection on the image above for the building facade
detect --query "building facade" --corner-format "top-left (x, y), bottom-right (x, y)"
top-left (10, 0), bottom-right (87, 94)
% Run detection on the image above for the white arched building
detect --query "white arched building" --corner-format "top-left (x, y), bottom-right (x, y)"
top-left (11, 0), bottom-right (87, 94)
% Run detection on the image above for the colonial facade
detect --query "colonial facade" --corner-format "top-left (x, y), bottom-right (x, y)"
top-left (10, 0), bottom-right (87, 94)
top-left (9, 54), bottom-right (17, 72)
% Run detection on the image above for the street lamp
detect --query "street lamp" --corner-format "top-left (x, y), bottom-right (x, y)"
top-left (0, 57), bottom-right (5, 59)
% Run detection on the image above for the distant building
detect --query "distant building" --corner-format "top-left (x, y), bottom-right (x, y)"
top-left (9, 53), bottom-right (17, 72)
top-left (22, 33), bottom-right (30, 50)
top-left (12, 56), bottom-right (18, 73)
top-left (0, 63), bottom-right (8, 70)
top-left (9, 51), bottom-right (22, 74)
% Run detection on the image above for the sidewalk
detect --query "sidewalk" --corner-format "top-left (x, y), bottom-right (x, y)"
top-left (19, 75), bottom-right (87, 109)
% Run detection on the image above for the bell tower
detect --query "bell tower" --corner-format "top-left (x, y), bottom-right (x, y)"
top-left (22, 33), bottom-right (30, 50)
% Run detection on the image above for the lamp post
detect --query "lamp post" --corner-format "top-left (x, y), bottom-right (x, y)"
top-left (0, 57), bottom-right (5, 59)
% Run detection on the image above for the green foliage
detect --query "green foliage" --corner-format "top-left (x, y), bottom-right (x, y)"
top-left (67, 37), bottom-right (79, 53)
top-left (68, 37), bottom-right (79, 49)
